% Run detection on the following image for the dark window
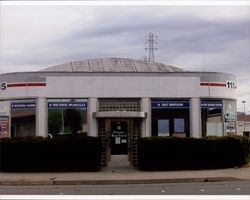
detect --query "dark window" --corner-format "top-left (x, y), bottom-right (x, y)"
top-left (151, 99), bottom-right (190, 137)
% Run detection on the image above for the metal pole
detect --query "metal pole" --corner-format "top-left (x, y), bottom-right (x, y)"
top-left (242, 101), bottom-right (246, 133)
top-left (61, 108), bottom-right (64, 133)
top-left (242, 101), bottom-right (246, 115)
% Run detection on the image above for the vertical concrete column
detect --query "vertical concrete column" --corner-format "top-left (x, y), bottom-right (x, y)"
top-left (141, 97), bottom-right (151, 137)
top-left (36, 97), bottom-right (48, 137)
top-left (190, 97), bottom-right (201, 138)
top-left (88, 98), bottom-right (98, 137)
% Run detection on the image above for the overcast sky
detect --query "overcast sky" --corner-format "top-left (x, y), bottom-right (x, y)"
top-left (0, 4), bottom-right (249, 113)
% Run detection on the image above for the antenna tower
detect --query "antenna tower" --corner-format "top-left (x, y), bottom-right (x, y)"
top-left (145, 32), bottom-right (158, 62)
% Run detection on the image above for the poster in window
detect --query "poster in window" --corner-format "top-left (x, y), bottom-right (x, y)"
top-left (0, 116), bottom-right (10, 138)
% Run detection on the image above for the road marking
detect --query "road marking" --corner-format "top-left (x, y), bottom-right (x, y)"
top-left (161, 190), bottom-right (165, 193)
top-left (201, 189), bottom-right (205, 192)
top-left (236, 188), bottom-right (241, 191)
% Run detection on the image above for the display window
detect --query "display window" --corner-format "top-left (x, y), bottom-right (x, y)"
top-left (10, 99), bottom-right (36, 137)
top-left (47, 99), bottom-right (87, 136)
top-left (201, 100), bottom-right (223, 137)
top-left (224, 100), bottom-right (236, 134)
top-left (151, 99), bottom-right (190, 137)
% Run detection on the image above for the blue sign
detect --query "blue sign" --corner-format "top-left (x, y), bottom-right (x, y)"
top-left (11, 102), bottom-right (36, 109)
top-left (151, 101), bottom-right (190, 109)
top-left (201, 101), bottom-right (223, 109)
top-left (48, 102), bottom-right (87, 109)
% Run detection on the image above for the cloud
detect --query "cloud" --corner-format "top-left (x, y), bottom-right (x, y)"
top-left (0, 6), bottom-right (94, 51)
top-left (0, 5), bottom-right (249, 111)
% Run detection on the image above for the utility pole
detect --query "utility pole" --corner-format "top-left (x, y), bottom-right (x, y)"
top-left (242, 100), bottom-right (246, 134)
top-left (145, 33), bottom-right (158, 63)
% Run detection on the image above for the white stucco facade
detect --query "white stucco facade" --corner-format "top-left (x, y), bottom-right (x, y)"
top-left (0, 58), bottom-right (237, 139)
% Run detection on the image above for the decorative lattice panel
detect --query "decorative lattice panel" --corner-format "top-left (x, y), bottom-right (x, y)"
top-left (98, 119), bottom-right (107, 167)
top-left (98, 98), bottom-right (141, 112)
top-left (130, 119), bottom-right (141, 166)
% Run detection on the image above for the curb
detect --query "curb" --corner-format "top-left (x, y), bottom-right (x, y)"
top-left (0, 177), bottom-right (243, 186)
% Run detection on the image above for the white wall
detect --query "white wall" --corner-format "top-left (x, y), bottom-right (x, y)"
top-left (0, 75), bottom-right (236, 100)
top-left (237, 122), bottom-right (250, 135)
top-left (43, 76), bottom-right (200, 98)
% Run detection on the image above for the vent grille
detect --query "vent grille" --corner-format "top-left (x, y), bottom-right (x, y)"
top-left (98, 98), bottom-right (141, 112)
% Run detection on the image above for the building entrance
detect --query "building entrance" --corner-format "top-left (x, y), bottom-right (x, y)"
top-left (111, 120), bottom-right (128, 155)
top-left (98, 118), bottom-right (141, 167)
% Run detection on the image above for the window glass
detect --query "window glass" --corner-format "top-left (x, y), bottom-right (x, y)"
top-left (174, 118), bottom-right (184, 132)
top-left (158, 119), bottom-right (169, 136)
top-left (207, 108), bottom-right (223, 136)
top-left (207, 122), bottom-right (223, 136)
top-left (201, 100), bottom-right (223, 137)
top-left (224, 100), bottom-right (236, 134)
top-left (48, 99), bottom-right (87, 136)
top-left (10, 99), bottom-right (36, 137)
top-left (0, 101), bottom-right (10, 138)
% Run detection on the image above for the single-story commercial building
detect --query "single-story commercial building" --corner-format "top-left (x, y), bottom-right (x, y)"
top-left (0, 57), bottom-right (237, 166)
top-left (237, 114), bottom-right (250, 137)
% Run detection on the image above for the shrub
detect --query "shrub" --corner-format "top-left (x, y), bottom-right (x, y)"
top-left (0, 134), bottom-right (101, 172)
top-left (138, 136), bottom-right (250, 171)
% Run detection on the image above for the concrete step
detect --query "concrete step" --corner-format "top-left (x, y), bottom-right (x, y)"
top-left (108, 155), bottom-right (130, 168)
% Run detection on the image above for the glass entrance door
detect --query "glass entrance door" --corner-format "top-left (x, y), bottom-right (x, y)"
top-left (111, 121), bottom-right (128, 155)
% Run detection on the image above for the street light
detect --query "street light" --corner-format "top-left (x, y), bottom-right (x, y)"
top-left (242, 101), bottom-right (246, 115)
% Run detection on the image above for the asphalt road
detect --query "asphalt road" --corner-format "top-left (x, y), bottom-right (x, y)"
top-left (0, 181), bottom-right (250, 195)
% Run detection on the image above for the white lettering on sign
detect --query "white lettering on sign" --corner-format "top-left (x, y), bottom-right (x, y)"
top-left (0, 82), bottom-right (7, 91)
top-left (226, 80), bottom-right (236, 89)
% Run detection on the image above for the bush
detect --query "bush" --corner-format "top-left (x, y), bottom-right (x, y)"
top-left (138, 136), bottom-right (250, 171)
top-left (0, 134), bottom-right (101, 172)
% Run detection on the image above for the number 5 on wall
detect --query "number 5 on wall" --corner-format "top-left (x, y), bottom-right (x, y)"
top-left (1, 82), bottom-right (7, 91)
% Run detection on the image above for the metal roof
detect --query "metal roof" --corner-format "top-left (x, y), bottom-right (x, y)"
top-left (41, 57), bottom-right (186, 72)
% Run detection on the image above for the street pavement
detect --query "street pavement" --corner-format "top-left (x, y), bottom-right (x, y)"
top-left (1, 181), bottom-right (250, 195)
top-left (0, 163), bottom-right (250, 186)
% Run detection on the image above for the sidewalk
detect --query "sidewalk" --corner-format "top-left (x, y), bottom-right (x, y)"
top-left (1, 164), bottom-right (250, 186)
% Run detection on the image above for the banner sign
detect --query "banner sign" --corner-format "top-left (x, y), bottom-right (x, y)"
top-left (11, 102), bottom-right (36, 109)
top-left (201, 101), bottom-right (223, 109)
top-left (48, 102), bottom-right (87, 109)
top-left (152, 101), bottom-right (190, 109)
top-left (0, 116), bottom-right (9, 137)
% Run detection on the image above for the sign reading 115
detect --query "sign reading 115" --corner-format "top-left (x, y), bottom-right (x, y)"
top-left (1, 82), bottom-right (7, 91)
top-left (226, 81), bottom-right (236, 89)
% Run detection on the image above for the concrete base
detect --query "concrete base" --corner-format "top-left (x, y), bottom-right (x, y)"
top-left (108, 155), bottom-right (130, 169)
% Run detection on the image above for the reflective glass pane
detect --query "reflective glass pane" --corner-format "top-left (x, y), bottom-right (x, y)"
top-left (10, 100), bottom-right (36, 137)
top-left (48, 99), bottom-right (87, 136)
top-left (174, 118), bottom-right (184, 132)
top-left (158, 119), bottom-right (169, 136)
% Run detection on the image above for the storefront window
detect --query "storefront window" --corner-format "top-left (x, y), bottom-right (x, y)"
top-left (48, 99), bottom-right (87, 136)
top-left (0, 101), bottom-right (10, 138)
top-left (151, 99), bottom-right (190, 137)
top-left (10, 99), bottom-right (36, 137)
top-left (201, 100), bottom-right (223, 137)
top-left (224, 100), bottom-right (236, 134)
